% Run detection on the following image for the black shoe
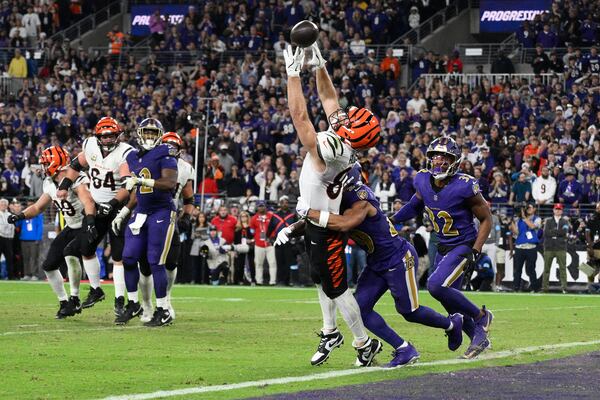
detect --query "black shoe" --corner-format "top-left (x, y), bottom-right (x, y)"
top-left (56, 300), bottom-right (76, 319)
top-left (82, 287), bottom-right (106, 308)
top-left (70, 296), bottom-right (82, 315)
top-left (355, 338), bottom-right (383, 367)
top-left (310, 329), bottom-right (344, 366)
top-left (114, 296), bottom-right (125, 318)
top-left (143, 307), bottom-right (173, 327)
top-left (114, 300), bottom-right (142, 325)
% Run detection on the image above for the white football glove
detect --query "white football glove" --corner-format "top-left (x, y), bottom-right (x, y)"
top-left (124, 176), bottom-right (139, 191)
top-left (111, 207), bottom-right (131, 235)
top-left (296, 196), bottom-right (310, 219)
top-left (307, 42), bottom-right (326, 70)
top-left (274, 226), bottom-right (292, 246)
top-left (283, 45), bottom-right (305, 77)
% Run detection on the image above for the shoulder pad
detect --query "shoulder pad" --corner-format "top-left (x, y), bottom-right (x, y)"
top-left (316, 131), bottom-right (346, 163)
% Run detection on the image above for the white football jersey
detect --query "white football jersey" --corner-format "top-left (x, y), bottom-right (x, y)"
top-left (82, 138), bottom-right (133, 203)
top-left (299, 130), bottom-right (354, 213)
top-left (44, 174), bottom-right (89, 229)
top-left (174, 158), bottom-right (195, 202)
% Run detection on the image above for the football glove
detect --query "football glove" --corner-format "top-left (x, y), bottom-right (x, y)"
top-left (274, 226), bottom-right (292, 246)
top-left (98, 199), bottom-right (119, 216)
top-left (85, 215), bottom-right (98, 244)
top-left (283, 45), bottom-right (305, 77)
top-left (111, 207), bottom-right (131, 236)
top-left (307, 42), bottom-right (326, 70)
top-left (7, 212), bottom-right (25, 224)
top-left (295, 196), bottom-right (309, 219)
top-left (462, 248), bottom-right (481, 275)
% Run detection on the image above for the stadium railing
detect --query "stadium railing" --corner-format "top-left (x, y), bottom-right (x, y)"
top-left (456, 42), bottom-right (523, 65)
top-left (50, 1), bottom-right (123, 43)
top-left (414, 73), bottom-right (561, 91)
top-left (0, 76), bottom-right (25, 97)
top-left (519, 47), bottom-right (596, 63)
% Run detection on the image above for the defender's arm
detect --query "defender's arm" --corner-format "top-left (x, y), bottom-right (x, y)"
top-left (307, 200), bottom-right (372, 232)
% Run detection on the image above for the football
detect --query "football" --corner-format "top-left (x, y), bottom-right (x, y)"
top-left (290, 20), bottom-right (319, 48)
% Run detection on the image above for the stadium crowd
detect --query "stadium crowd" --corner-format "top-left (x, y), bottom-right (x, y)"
top-left (0, 1), bottom-right (598, 292)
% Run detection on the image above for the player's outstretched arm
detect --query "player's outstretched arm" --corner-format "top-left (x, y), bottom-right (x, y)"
top-left (306, 200), bottom-right (371, 232)
top-left (57, 152), bottom-right (88, 200)
top-left (8, 194), bottom-right (52, 224)
top-left (392, 192), bottom-right (424, 223)
top-left (310, 44), bottom-right (340, 118)
top-left (467, 193), bottom-right (493, 253)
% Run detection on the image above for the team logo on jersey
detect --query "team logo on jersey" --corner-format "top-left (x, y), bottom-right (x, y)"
top-left (357, 189), bottom-right (368, 200)
top-left (91, 155), bottom-right (97, 161)
top-left (472, 182), bottom-right (480, 195)
top-left (433, 194), bottom-right (438, 201)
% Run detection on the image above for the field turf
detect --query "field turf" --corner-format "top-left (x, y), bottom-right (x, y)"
top-left (1, 281), bottom-right (599, 399)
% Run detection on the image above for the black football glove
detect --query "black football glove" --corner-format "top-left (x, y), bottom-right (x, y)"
top-left (85, 215), bottom-right (98, 244)
top-left (463, 248), bottom-right (481, 275)
top-left (7, 212), bottom-right (25, 224)
top-left (97, 199), bottom-right (119, 217)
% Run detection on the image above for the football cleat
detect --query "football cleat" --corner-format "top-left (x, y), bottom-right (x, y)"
top-left (463, 306), bottom-right (493, 359)
top-left (114, 301), bottom-right (142, 325)
top-left (383, 342), bottom-right (419, 368)
top-left (143, 307), bottom-right (173, 327)
top-left (446, 313), bottom-right (464, 351)
top-left (114, 296), bottom-right (125, 318)
top-left (140, 302), bottom-right (154, 323)
top-left (56, 300), bottom-right (76, 319)
top-left (82, 287), bottom-right (105, 308)
top-left (355, 337), bottom-right (382, 367)
top-left (69, 296), bottom-right (82, 315)
top-left (311, 329), bottom-right (344, 366)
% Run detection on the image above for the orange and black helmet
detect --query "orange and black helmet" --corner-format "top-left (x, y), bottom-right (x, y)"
top-left (162, 131), bottom-right (183, 156)
top-left (39, 146), bottom-right (70, 177)
top-left (329, 106), bottom-right (381, 150)
top-left (94, 116), bottom-right (122, 152)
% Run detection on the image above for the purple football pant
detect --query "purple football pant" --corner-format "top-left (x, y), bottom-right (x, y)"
top-left (355, 246), bottom-right (449, 349)
top-left (427, 243), bottom-right (481, 334)
top-left (123, 209), bottom-right (177, 298)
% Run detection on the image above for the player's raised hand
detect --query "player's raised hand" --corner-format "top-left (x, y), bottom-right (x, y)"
top-left (283, 45), bottom-right (305, 77)
top-left (274, 226), bottom-right (292, 246)
top-left (307, 43), bottom-right (326, 70)
top-left (295, 196), bottom-right (309, 218)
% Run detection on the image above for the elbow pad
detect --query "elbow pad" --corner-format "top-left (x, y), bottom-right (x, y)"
top-left (70, 157), bottom-right (85, 172)
top-left (392, 194), bottom-right (424, 223)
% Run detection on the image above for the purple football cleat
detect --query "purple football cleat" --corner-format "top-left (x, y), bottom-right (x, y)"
top-left (383, 342), bottom-right (419, 368)
top-left (446, 313), bottom-right (464, 351)
top-left (463, 306), bottom-right (493, 359)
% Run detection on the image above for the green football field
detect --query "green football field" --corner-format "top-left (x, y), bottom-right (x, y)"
top-left (1, 281), bottom-right (599, 400)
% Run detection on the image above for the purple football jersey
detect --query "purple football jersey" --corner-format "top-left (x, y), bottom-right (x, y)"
top-left (126, 144), bottom-right (178, 213)
top-left (341, 184), bottom-right (409, 271)
top-left (413, 170), bottom-right (478, 246)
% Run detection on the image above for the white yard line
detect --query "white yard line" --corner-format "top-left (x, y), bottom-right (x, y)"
top-left (101, 339), bottom-right (600, 400)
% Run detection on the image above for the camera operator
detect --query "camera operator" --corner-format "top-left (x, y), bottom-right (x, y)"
top-left (510, 203), bottom-right (542, 292)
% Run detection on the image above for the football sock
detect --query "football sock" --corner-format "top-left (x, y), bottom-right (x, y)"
top-left (402, 306), bottom-right (451, 330)
top-left (333, 289), bottom-right (369, 346)
top-left (156, 297), bottom-right (168, 309)
top-left (128, 291), bottom-right (139, 303)
top-left (45, 270), bottom-right (68, 301)
top-left (316, 284), bottom-right (337, 333)
top-left (82, 257), bottom-right (101, 289)
top-left (166, 267), bottom-right (177, 303)
top-left (138, 270), bottom-right (153, 308)
top-left (150, 264), bottom-right (168, 299)
top-left (124, 264), bottom-right (140, 293)
top-left (65, 256), bottom-right (82, 297)
top-left (113, 262), bottom-right (126, 298)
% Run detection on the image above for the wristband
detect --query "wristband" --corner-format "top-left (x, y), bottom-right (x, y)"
top-left (58, 177), bottom-right (74, 191)
top-left (85, 215), bottom-right (95, 226)
top-left (108, 198), bottom-right (120, 208)
top-left (140, 178), bottom-right (155, 188)
top-left (318, 211), bottom-right (330, 228)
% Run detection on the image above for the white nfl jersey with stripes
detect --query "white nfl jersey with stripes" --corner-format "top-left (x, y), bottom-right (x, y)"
top-left (174, 158), bottom-right (195, 202)
top-left (82, 138), bottom-right (133, 203)
top-left (43, 173), bottom-right (89, 229)
top-left (299, 130), bottom-right (353, 214)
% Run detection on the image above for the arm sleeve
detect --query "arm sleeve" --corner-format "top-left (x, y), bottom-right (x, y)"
top-left (392, 193), bottom-right (424, 223)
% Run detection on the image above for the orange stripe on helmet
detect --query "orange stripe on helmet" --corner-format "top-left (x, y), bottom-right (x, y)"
top-left (95, 117), bottom-right (121, 136)
top-left (336, 107), bottom-right (381, 150)
top-left (161, 132), bottom-right (183, 147)
top-left (40, 146), bottom-right (70, 177)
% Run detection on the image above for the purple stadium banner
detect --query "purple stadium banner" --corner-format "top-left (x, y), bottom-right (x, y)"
top-left (131, 5), bottom-right (189, 36)
top-left (480, 0), bottom-right (552, 33)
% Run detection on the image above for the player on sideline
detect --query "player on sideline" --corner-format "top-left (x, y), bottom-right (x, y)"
top-left (115, 118), bottom-right (178, 327)
top-left (112, 132), bottom-right (195, 322)
top-left (9, 146), bottom-right (98, 319)
top-left (57, 117), bottom-right (133, 317)
top-left (393, 136), bottom-right (494, 359)
top-left (283, 42), bottom-right (382, 367)
top-left (277, 163), bottom-right (464, 367)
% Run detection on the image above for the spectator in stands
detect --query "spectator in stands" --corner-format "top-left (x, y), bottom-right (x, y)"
top-left (375, 170), bottom-right (395, 212)
top-left (542, 203), bottom-right (570, 293)
top-left (489, 171), bottom-right (509, 205)
top-left (490, 50), bottom-right (515, 74)
top-left (211, 206), bottom-right (237, 245)
top-left (250, 200), bottom-right (276, 285)
top-left (531, 44), bottom-right (550, 74)
top-left (8, 48), bottom-right (27, 78)
top-left (516, 21), bottom-right (535, 48)
top-left (509, 173), bottom-right (532, 205)
top-left (0, 199), bottom-right (15, 280)
top-left (532, 166), bottom-right (557, 207)
top-left (280, 169), bottom-right (300, 203)
top-left (268, 196), bottom-right (296, 286)
top-left (255, 167), bottom-right (282, 202)
top-left (380, 48), bottom-right (400, 79)
top-left (537, 24), bottom-right (558, 48)
top-left (447, 50), bottom-right (463, 73)
top-left (406, 89), bottom-right (427, 116)
top-left (149, 9), bottom-right (168, 48)
top-left (16, 199), bottom-right (43, 281)
top-left (107, 24), bottom-right (126, 57)
top-left (395, 167), bottom-right (415, 203)
top-left (22, 5), bottom-right (40, 48)
top-left (408, 6), bottom-right (420, 29)
top-left (511, 203), bottom-right (542, 292)
top-left (558, 167), bottom-right (583, 208)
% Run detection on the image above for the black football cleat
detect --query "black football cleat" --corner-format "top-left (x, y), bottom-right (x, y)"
top-left (114, 296), bottom-right (125, 318)
top-left (114, 300), bottom-right (142, 325)
top-left (69, 296), bottom-right (82, 315)
top-left (82, 287), bottom-right (106, 309)
top-left (311, 329), bottom-right (344, 366)
top-left (355, 337), bottom-right (383, 367)
top-left (143, 307), bottom-right (173, 327)
top-left (56, 300), bottom-right (76, 319)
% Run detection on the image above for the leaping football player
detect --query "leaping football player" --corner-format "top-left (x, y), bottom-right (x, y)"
top-left (57, 117), bottom-right (133, 317)
top-left (9, 146), bottom-right (98, 319)
top-left (115, 118), bottom-right (178, 327)
top-left (278, 163), bottom-right (464, 367)
top-left (283, 42), bottom-right (382, 367)
top-left (393, 136), bottom-right (494, 359)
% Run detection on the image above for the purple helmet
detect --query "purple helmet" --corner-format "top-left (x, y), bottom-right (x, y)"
top-left (426, 136), bottom-right (461, 181)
